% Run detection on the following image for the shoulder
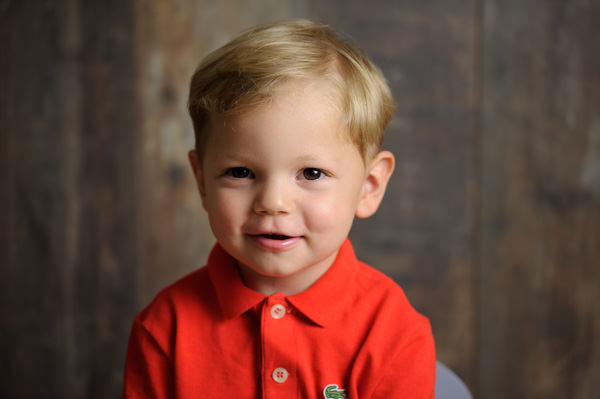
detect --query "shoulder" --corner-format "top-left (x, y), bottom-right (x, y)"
top-left (347, 262), bottom-right (435, 396)
top-left (348, 260), bottom-right (432, 343)
top-left (353, 261), bottom-right (421, 312)
top-left (135, 267), bottom-right (215, 333)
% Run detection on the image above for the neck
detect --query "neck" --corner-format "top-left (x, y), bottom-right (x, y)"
top-left (235, 255), bottom-right (337, 296)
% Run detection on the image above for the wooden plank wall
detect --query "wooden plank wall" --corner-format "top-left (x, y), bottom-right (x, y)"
top-left (480, 1), bottom-right (600, 398)
top-left (1, 1), bottom-right (598, 398)
top-left (1, 1), bottom-right (138, 397)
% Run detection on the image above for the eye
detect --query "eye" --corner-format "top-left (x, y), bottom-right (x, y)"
top-left (301, 168), bottom-right (324, 181)
top-left (225, 167), bottom-right (253, 179)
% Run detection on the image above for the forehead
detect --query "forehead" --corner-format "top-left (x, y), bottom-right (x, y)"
top-left (214, 78), bottom-right (349, 141)
top-left (226, 80), bottom-right (339, 133)
top-left (202, 79), bottom-right (359, 160)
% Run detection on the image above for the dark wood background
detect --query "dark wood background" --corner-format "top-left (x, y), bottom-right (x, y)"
top-left (2, 1), bottom-right (599, 398)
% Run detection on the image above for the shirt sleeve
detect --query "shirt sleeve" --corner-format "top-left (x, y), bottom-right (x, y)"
top-left (370, 320), bottom-right (436, 399)
top-left (121, 318), bottom-right (174, 399)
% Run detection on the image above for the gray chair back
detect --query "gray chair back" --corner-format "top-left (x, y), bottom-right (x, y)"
top-left (435, 361), bottom-right (473, 399)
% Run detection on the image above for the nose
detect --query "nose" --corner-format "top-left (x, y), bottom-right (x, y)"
top-left (253, 178), bottom-right (294, 215)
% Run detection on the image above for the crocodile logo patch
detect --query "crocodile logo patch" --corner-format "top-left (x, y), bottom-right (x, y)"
top-left (323, 384), bottom-right (347, 398)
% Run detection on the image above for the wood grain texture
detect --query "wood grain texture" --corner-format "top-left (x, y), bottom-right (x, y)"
top-left (1, 1), bottom-right (138, 397)
top-left (481, 1), bottom-right (600, 398)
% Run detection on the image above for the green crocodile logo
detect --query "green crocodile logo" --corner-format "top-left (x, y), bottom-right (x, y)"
top-left (323, 384), bottom-right (346, 398)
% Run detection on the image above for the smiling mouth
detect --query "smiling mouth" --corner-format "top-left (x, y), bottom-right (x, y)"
top-left (260, 233), bottom-right (293, 240)
top-left (249, 233), bottom-right (301, 249)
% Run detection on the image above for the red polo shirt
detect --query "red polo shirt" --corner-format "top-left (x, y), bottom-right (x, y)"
top-left (122, 239), bottom-right (435, 398)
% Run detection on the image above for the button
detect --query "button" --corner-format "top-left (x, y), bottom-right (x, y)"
top-left (272, 367), bottom-right (289, 383)
top-left (270, 304), bottom-right (286, 319)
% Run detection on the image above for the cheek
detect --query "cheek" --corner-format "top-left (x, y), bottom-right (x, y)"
top-left (206, 190), bottom-right (246, 227)
top-left (301, 191), bottom-right (359, 231)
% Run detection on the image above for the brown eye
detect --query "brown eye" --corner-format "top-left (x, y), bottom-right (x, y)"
top-left (302, 168), bottom-right (323, 180)
top-left (226, 167), bottom-right (253, 178)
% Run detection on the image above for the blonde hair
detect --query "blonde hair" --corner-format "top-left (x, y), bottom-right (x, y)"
top-left (187, 19), bottom-right (395, 163)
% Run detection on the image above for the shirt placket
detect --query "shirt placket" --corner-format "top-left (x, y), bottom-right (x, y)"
top-left (261, 295), bottom-right (297, 398)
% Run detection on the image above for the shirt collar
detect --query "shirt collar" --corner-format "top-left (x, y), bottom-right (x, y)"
top-left (287, 239), bottom-right (357, 327)
top-left (207, 244), bottom-right (267, 319)
top-left (207, 239), bottom-right (358, 327)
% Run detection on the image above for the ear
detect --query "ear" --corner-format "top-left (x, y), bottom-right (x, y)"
top-left (356, 150), bottom-right (395, 218)
top-left (188, 149), bottom-right (208, 211)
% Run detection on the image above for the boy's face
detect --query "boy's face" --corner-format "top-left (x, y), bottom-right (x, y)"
top-left (189, 79), bottom-right (392, 295)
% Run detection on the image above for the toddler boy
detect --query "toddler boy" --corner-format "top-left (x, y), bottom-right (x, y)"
top-left (122, 19), bottom-right (435, 398)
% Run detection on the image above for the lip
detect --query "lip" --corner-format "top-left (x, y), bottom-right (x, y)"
top-left (248, 233), bottom-right (302, 250)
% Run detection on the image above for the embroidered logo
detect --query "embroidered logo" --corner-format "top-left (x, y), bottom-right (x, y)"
top-left (323, 384), bottom-right (347, 398)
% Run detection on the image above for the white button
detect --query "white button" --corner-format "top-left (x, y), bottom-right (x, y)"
top-left (272, 367), bottom-right (289, 383)
top-left (270, 304), bottom-right (286, 319)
